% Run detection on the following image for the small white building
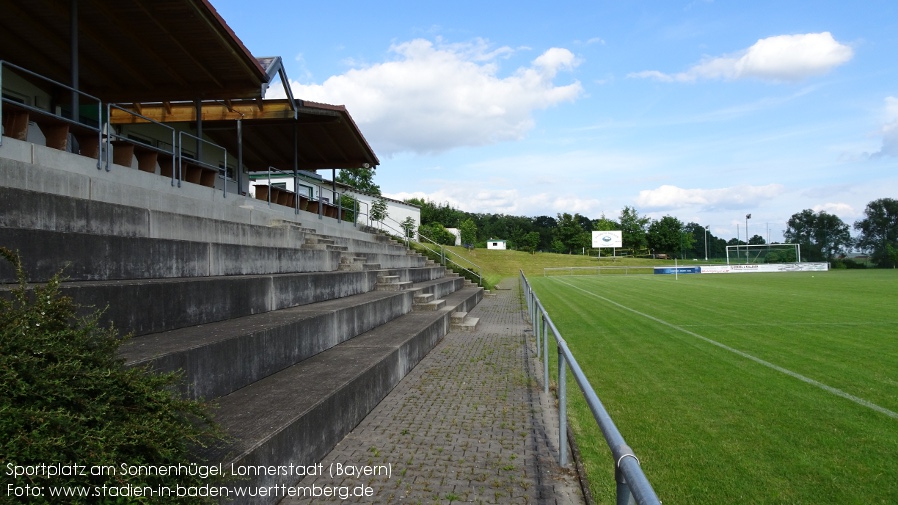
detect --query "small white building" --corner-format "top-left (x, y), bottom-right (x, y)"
top-left (487, 239), bottom-right (507, 250)
top-left (445, 228), bottom-right (462, 246)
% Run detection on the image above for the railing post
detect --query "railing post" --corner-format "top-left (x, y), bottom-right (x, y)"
top-left (267, 166), bottom-right (272, 206)
top-left (0, 61), bottom-right (4, 148)
top-left (105, 102), bottom-right (112, 172)
top-left (337, 192), bottom-right (342, 223)
top-left (616, 467), bottom-right (635, 505)
top-left (535, 311), bottom-right (542, 359)
top-left (558, 346), bottom-right (568, 466)
top-left (543, 320), bottom-right (550, 396)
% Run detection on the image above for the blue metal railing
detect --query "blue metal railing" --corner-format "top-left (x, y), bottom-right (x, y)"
top-left (520, 270), bottom-right (661, 505)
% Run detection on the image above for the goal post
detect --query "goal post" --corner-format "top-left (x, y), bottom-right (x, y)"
top-left (725, 243), bottom-right (800, 265)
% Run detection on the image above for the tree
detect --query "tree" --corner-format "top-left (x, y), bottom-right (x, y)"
top-left (0, 249), bottom-right (225, 502)
top-left (459, 218), bottom-right (478, 248)
top-left (532, 215), bottom-right (557, 251)
top-left (684, 222), bottom-right (709, 259)
top-left (520, 231), bottom-right (540, 254)
top-left (647, 215), bottom-right (692, 257)
top-left (785, 209), bottom-right (852, 261)
top-left (336, 168), bottom-right (380, 195)
top-left (554, 213), bottom-right (588, 254)
top-left (419, 222), bottom-right (456, 245)
top-left (592, 215), bottom-right (619, 231)
top-left (400, 216), bottom-right (416, 239)
top-left (748, 234), bottom-right (767, 245)
top-left (854, 198), bottom-right (898, 267)
top-left (369, 196), bottom-right (389, 223)
top-left (619, 206), bottom-right (650, 253)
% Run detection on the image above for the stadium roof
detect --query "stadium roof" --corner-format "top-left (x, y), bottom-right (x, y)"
top-left (110, 99), bottom-right (380, 170)
top-left (0, 0), bottom-right (268, 102)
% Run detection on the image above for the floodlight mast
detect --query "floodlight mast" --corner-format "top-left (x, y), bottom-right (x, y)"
top-left (704, 225), bottom-right (709, 261)
top-left (745, 214), bottom-right (752, 264)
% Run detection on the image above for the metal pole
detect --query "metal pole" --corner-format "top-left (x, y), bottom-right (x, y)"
top-left (195, 99), bottom-right (203, 161)
top-left (558, 348), bottom-right (568, 466)
top-left (293, 122), bottom-right (299, 214)
top-left (105, 103), bottom-right (112, 171)
top-left (704, 225), bottom-right (708, 261)
top-left (70, 0), bottom-right (79, 122)
top-left (236, 118), bottom-right (243, 197)
top-left (615, 467), bottom-right (635, 505)
top-left (536, 312), bottom-right (542, 359)
top-left (0, 61), bottom-right (4, 147)
top-left (543, 322), bottom-right (549, 396)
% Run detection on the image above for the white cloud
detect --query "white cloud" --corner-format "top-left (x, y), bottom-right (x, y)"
top-left (812, 202), bottom-right (858, 220)
top-left (636, 184), bottom-right (785, 210)
top-left (386, 187), bottom-right (601, 216)
top-left (273, 38), bottom-right (583, 156)
top-left (870, 96), bottom-right (898, 158)
top-left (630, 32), bottom-right (853, 83)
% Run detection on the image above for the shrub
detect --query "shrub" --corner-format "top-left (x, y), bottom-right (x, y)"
top-left (0, 248), bottom-right (226, 503)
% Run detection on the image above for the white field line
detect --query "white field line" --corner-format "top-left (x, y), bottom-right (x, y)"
top-left (553, 278), bottom-right (898, 420)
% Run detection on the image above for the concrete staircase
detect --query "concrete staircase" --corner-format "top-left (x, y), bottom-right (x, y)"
top-left (0, 140), bottom-right (483, 504)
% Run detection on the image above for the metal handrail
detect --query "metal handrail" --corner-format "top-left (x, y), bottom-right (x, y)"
top-left (373, 215), bottom-right (484, 284)
top-left (1, 60), bottom-right (102, 170)
top-left (177, 130), bottom-right (228, 196)
top-left (105, 104), bottom-right (176, 184)
top-left (251, 168), bottom-right (363, 227)
top-left (413, 229), bottom-right (483, 286)
top-left (371, 218), bottom-right (410, 247)
top-left (520, 271), bottom-right (661, 505)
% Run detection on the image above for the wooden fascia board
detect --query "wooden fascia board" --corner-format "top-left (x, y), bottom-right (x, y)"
top-left (109, 101), bottom-right (295, 123)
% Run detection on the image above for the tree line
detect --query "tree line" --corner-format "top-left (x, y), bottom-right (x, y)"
top-left (404, 197), bottom-right (898, 268)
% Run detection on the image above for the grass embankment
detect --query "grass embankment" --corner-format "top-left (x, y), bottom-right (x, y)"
top-left (425, 246), bottom-right (670, 288)
top-left (528, 270), bottom-right (898, 504)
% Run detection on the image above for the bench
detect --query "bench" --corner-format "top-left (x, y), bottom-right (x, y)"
top-left (254, 184), bottom-right (296, 208)
top-left (109, 140), bottom-right (175, 174)
top-left (2, 101), bottom-right (101, 159)
top-left (181, 161), bottom-right (218, 188)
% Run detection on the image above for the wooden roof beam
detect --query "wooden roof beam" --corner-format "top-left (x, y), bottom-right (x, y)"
top-left (110, 100), bottom-right (295, 123)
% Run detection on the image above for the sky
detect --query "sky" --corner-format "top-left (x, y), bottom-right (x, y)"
top-left (213, 0), bottom-right (898, 243)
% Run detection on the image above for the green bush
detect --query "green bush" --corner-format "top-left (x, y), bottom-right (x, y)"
top-left (0, 248), bottom-right (226, 503)
top-left (418, 223), bottom-right (456, 246)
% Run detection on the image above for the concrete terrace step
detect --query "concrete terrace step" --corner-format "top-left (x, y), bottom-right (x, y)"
top-left (52, 267), bottom-right (452, 336)
top-left (0, 185), bottom-right (407, 255)
top-left (452, 316), bottom-right (480, 332)
top-left (0, 227), bottom-right (345, 283)
top-left (119, 276), bottom-right (466, 400)
top-left (414, 299), bottom-right (446, 311)
top-left (199, 286), bottom-right (484, 501)
top-left (414, 293), bottom-right (434, 304)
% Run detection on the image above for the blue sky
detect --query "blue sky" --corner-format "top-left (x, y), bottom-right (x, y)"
top-left (213, 0), bottom-right (898, 242)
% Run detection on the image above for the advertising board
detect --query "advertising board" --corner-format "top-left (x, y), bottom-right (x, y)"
top-left (592, 231), bottom-right (622, 248)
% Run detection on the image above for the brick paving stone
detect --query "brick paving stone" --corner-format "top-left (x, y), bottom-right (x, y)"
top-left (281, 279), bottom-right (585, 504)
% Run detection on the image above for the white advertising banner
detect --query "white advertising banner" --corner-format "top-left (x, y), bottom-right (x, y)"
top-left (700, 263), bottom-right (829, 274)
top-left (592, 231), bottom-right (622, 248)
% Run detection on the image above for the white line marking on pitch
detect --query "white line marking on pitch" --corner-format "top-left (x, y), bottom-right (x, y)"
top-left (553, 278), bottom-right (898, 420)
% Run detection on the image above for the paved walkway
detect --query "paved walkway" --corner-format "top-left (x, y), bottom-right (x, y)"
top-left (283, 279), bottom-right (585, 504)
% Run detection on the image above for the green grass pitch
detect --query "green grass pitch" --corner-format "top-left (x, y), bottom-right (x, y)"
top-left (528, 269), bottom-right (898, 504)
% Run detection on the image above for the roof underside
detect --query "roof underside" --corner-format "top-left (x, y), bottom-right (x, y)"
top-left (111, 99), bottom-right (379, 170)
top-left (0, 0), bottom-right (267, 102)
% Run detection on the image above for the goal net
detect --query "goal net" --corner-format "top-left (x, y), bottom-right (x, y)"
top-left (725, 244), bottom-right (800, 265)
